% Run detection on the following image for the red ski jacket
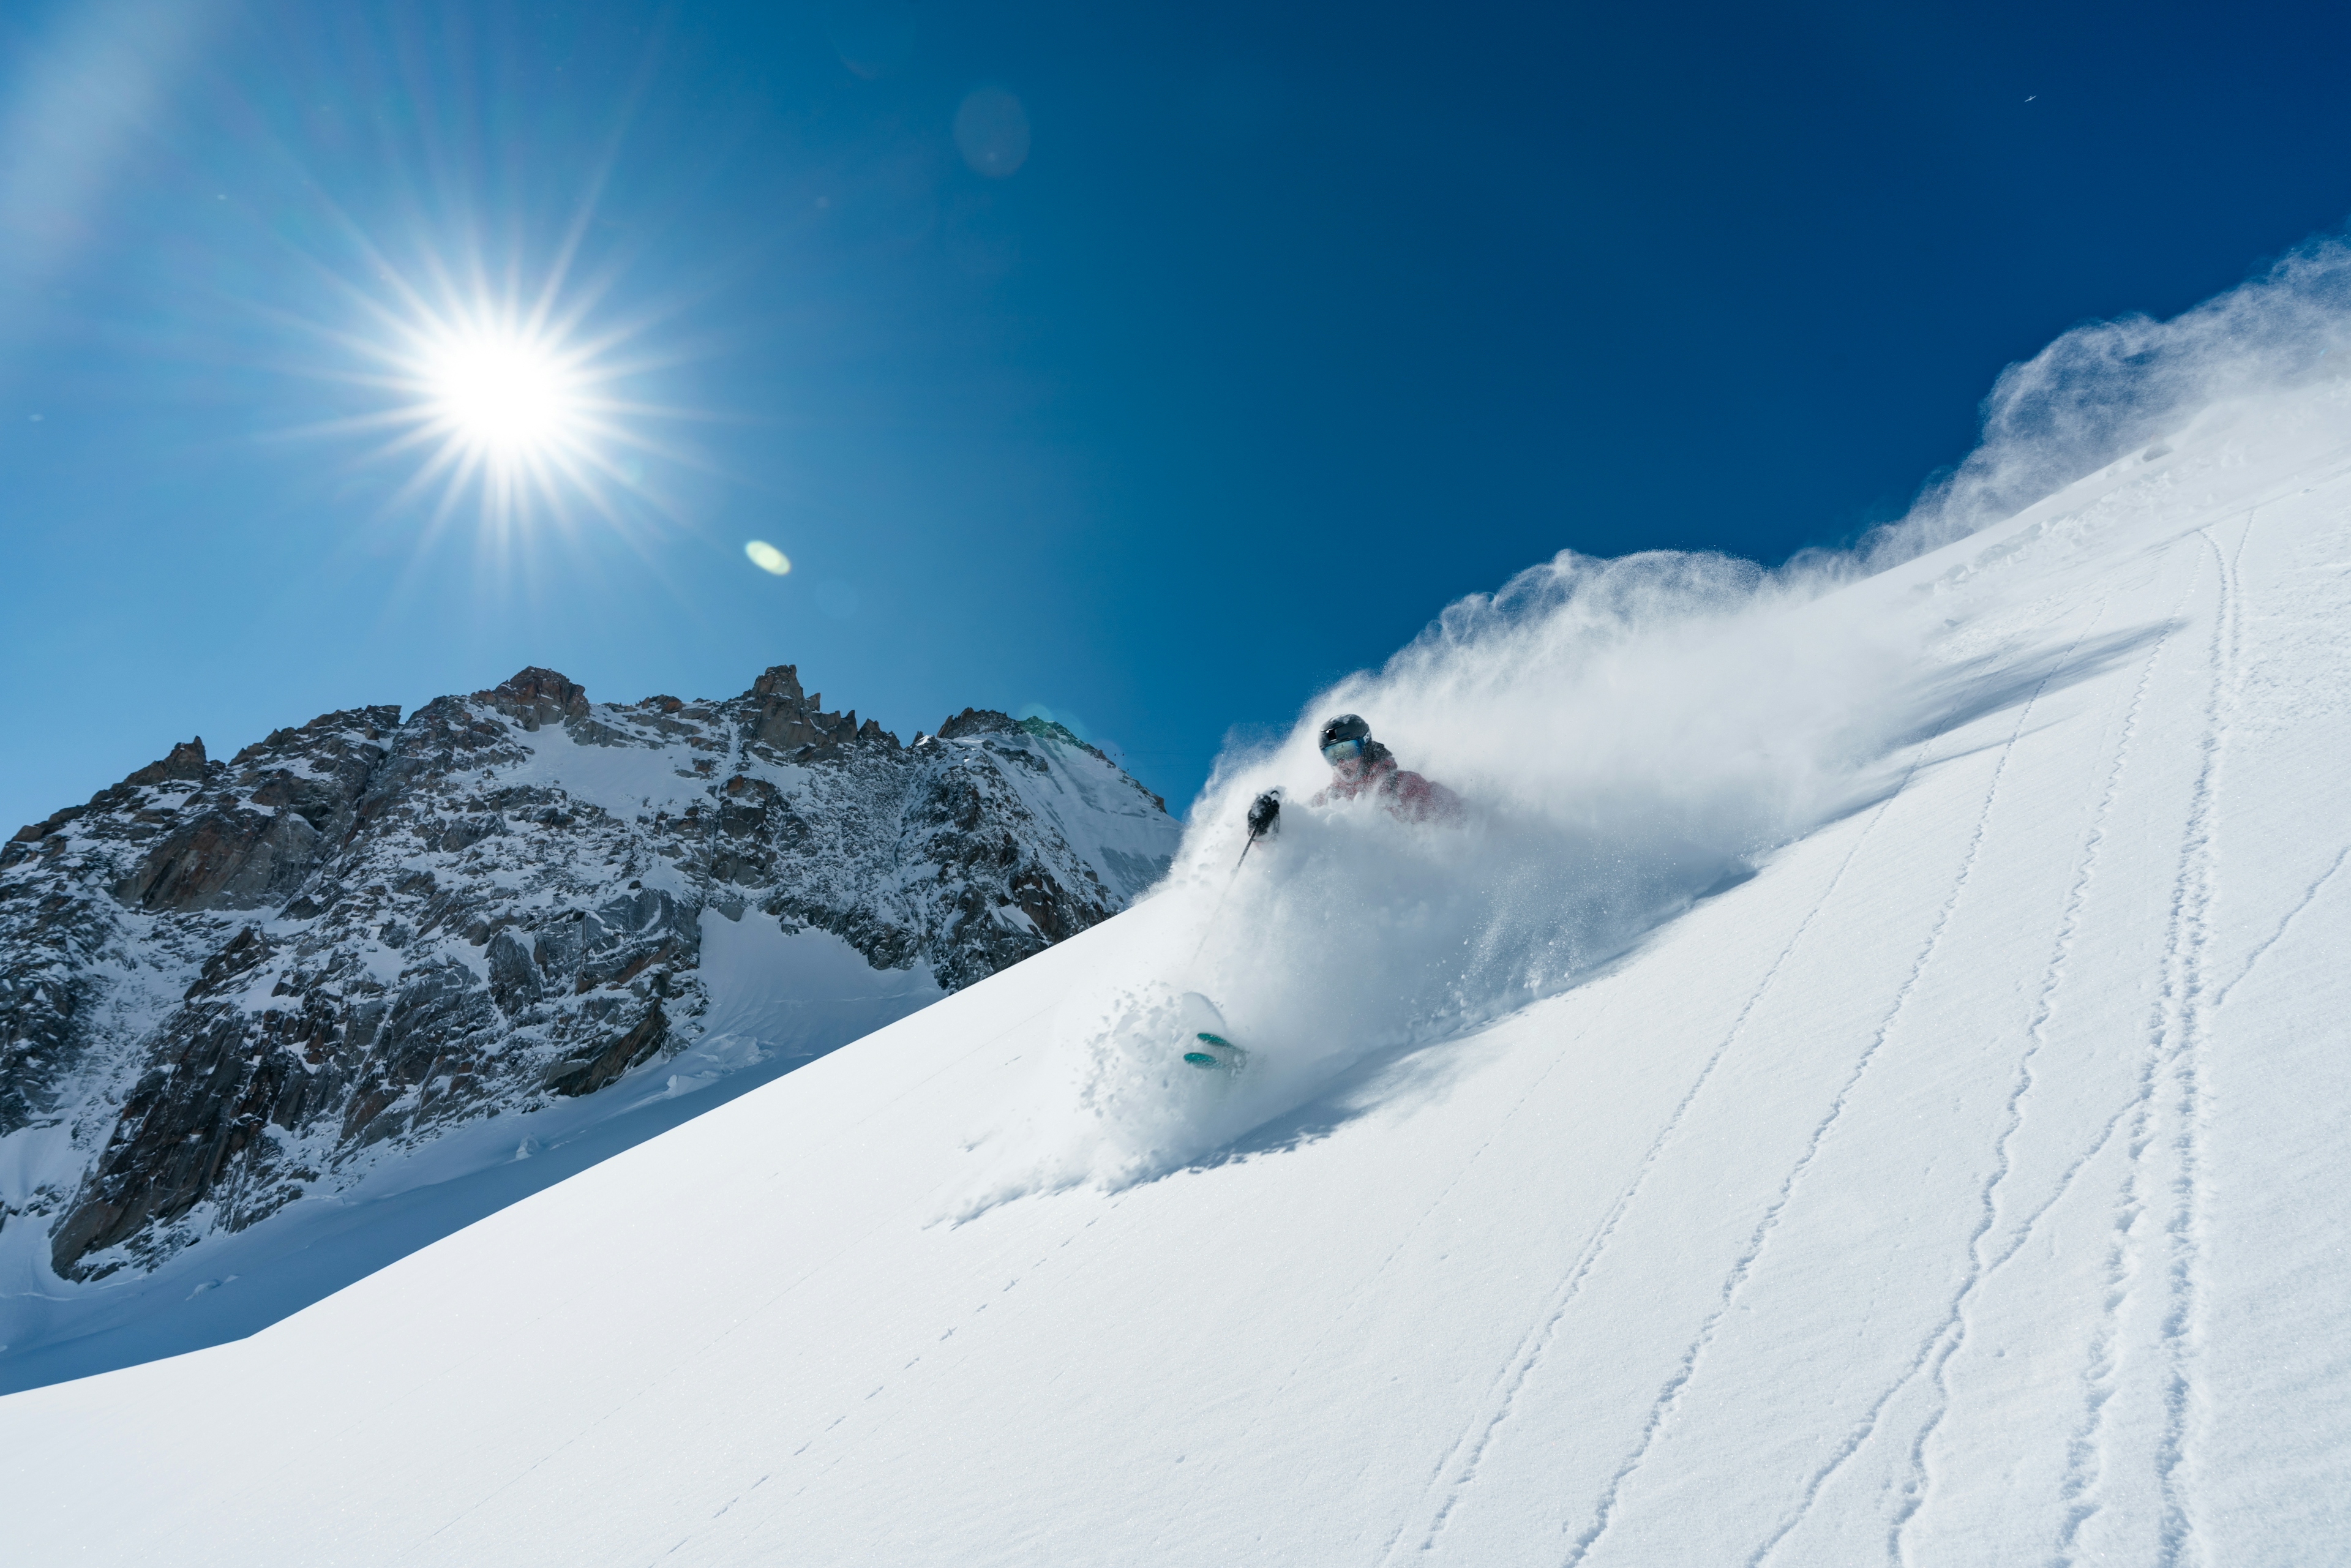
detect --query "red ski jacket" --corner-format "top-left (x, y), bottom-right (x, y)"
top-left (1311, 753), bottom-right (1463, 824)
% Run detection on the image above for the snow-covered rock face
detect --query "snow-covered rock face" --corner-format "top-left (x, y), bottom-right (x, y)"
top-left (0, 664), bottom-right (1176, 1282)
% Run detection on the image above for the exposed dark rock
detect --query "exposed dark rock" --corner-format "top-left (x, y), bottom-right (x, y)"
top-left (546, 1001), bottom-right (667, 1098)
top-left (186, 926), bottom-right (269, 999)
top-left (116, 808), bottom-right (325, 912)
top-left (486, 929), bottom-right (542, 1015)
top-left (937, 707), bottom-right (1019, 740)
top-left (126, 738), bottom-right (208, 788)
top-left (478, 667), bottom-right (591, 731)
top-left (741, 663), bottom-right (895, 758)
top-left (8, 804), bottom-right (85, 850)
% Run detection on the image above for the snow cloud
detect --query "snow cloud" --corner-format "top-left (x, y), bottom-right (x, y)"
top-left (963, 548), bottom-right (1921, 1201)
top-left (1861, 237), bottom-right (2351, 569)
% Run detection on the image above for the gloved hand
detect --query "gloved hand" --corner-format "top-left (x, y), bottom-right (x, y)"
top-left (1246, 790), bottom-right (1281, 841)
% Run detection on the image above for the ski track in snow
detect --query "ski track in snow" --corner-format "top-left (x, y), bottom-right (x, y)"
top-left (1719, 589), bottom-right (2157, 1568)
top-left (774, 1191), bottom-right (1134, 1550)
top-left (1561, 593), bottom-right (2091, 1568)
top-left (2210, 841), bottom-right (2347, 1010)
top-left (2153, 519), bottom-right (2245, 1564)
top-left (1373, 737), bottom-right (1933, 1567)
top-left (1883, 583), bottom-right (2189, 1559)
top-left (1177, 991), bottom-right (1615, 1557)
top-left (1813, 550), bottom-right (2214, 1566)
top-left (366, 999), bottom-right (1070, 1558)
top-left (2057, 514), bottom-right (2245, 1568)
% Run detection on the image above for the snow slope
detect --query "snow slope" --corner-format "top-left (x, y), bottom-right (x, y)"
top-left (2, 386), bottom-right (2347, 1561)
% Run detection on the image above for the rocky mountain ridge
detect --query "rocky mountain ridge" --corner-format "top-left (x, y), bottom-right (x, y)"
top-left (0, 664), bottom-right (1177, 1283)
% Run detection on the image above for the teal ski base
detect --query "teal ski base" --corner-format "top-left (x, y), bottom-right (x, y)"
top-left (1183, 1032), bottom-right (1246, 1071)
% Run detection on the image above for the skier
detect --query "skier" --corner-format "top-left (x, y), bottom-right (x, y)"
top-left (1247, 714), bottom-right (1461, 842)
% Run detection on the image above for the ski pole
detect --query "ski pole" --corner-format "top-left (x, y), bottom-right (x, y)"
top-left (1190, 790), bottom-right (1279, 966)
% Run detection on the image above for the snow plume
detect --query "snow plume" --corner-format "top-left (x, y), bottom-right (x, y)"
top-left (1861, 236), bottom-right (2351, 569)
top-left (961, 549), bottom-right (1920, 1202)
top-left (957, 234), bottom-right (2351, 1207)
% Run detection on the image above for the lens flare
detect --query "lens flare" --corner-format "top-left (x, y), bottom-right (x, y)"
top-left (744, 539), bottom-right (791, 574)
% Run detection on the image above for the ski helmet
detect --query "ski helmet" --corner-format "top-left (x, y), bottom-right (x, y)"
top-left (1319, 713), bottom-right (1372, 763)
top-left (1318, 714), bottom-right (1371, 749)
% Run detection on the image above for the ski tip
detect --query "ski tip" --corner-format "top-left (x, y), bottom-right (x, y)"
top-left (1184, 1032), bottom-right (1246, 1071)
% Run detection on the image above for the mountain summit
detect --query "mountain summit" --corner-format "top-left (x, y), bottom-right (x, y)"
top-left (0, 663), bottom-right (1176, 1309)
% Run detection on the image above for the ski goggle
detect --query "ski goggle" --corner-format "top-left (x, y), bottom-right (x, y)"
top-left (1321, 738), bottom-right (1367, 765)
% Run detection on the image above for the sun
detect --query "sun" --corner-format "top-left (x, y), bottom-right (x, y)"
top-left (372, 304), bottom-right (611, 530)
top-left (381, 299), bottom-right (617, 528)
top-left (424, 329), bottom-right (579, 456)
top-left (310, 260), bottom-right (672, 542)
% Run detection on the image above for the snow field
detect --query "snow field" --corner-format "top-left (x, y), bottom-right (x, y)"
top-left (2, 376), bottom-right (2349, 1560)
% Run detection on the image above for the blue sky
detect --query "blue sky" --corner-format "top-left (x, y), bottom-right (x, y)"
top-left (3, 0), bottom-right (2347, 831)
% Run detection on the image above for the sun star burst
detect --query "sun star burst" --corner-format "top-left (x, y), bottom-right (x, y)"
top-left (425, 329), bottom-right (579, 455)
top-left (309, 253), bottom-right (678, 549)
